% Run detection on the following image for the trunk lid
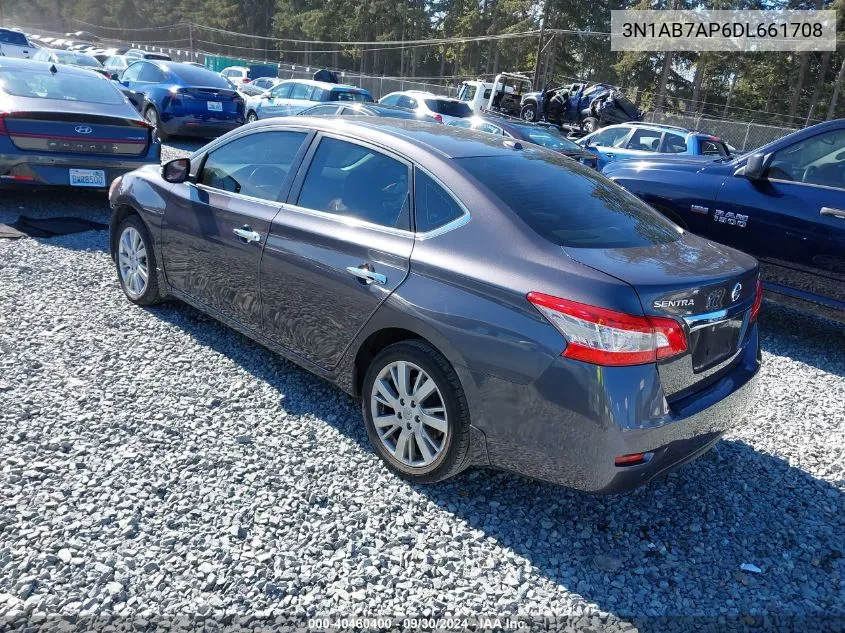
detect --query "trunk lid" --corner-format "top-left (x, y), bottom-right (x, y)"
top-left (562, 232), bottom-right (759, 399)
top-left (5, 111), bottom-right (151, 156)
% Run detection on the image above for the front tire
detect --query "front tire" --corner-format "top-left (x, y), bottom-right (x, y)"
top-left (246, 110), bottom-right (258, 123)
top-left (362, 340), bottom-right (472, 484)
top-left (115, 215), bottom-right (163, 306)
top-left (144, 106), bottom-right (169, 140)
top-left (520, 103), bottom-right (538, 122)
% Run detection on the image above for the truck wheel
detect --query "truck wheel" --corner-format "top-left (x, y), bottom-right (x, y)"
top-left (582, 116), bottom-right (599, 133)
top-left (520, 103), bottom-right (538, 122)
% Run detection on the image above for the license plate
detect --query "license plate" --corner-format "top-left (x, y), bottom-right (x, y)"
top-left (207, 101), bottom-right (223, 111)
top-left (69, 169), bottom-right (106, 188)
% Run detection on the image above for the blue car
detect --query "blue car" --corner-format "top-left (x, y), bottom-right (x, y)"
top-left (578, 123), bottom-right (731, 171)
top-left (245, 79), bottom-right (373, 122)
top-left (603, 119), bottom-right (845, 322)
top-left (0, 58), bottom-right (160, 189)
top-left (116, 60), bottom-right (245, 139)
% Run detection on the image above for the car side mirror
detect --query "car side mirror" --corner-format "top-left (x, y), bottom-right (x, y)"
top-left (742, 153), bottom-right (767, 180)
top-left (110, 73), bottom-right (120, 81)
top-left (161, 158), bottom-right (190, 183)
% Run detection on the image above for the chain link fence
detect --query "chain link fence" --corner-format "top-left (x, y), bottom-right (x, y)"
top-left (641, 111), bottom-right (798, 152)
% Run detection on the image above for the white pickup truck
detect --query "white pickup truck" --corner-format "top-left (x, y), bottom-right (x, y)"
top-left (455, 73), bottom-right (532, 118)
top-left (0, 28), bottom-right (34, 59)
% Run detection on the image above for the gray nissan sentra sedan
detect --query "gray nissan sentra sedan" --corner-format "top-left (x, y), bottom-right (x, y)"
top-left (108, 117), bottom-right (762, 493)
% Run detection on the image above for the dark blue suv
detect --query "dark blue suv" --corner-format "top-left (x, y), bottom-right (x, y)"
top-left (603, 120), bottom-right (845, 322)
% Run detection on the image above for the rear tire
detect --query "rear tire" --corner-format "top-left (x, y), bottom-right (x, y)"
top-left (115, 215), bottom-right (163, 306)
top-left (520, 103), bottom-right (538, 122)
top-left (362, 340), bottom-right (472, 484)
top-left (582, 116), bottom-right (599, 133)
top-left (144, 106), bottom-right (169, 140)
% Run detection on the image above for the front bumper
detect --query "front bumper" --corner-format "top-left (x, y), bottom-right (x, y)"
top-left (463, 324), bottom-right (761, 493)
top-left (0, 141), bottom-right (161, 189)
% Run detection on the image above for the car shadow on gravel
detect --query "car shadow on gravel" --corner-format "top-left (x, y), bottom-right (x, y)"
top-left (760, 303), bottom-right (844, 378)
top-left (149, 301), bottom-right (844, 628)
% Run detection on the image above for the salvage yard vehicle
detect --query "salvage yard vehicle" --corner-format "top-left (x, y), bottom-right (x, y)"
top-left (0, 28), bottom-right (34, 59)
top-left (578, 123), bottom-right (731, 171)
top-left (457, 73), bottom-right (532, 118)
top-left (115, 60), bottom-right (245, 139)
top-left (247, 79), bottom-right (373, 122)
top-left (603, 119), bottom-right (845, 323)
top-left (378, 90), bottom-right (471, 123)
top-left (521, 82), bottom-right (642, 133)
top-left (447, 115), bottom-right (599, 168)
top-left (0, 58), bottom-right (161, 189)
top-left (109, 117), bottom-right (762, 493)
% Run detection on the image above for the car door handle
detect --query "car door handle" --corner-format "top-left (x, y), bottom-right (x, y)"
top-left (605, 152), bottom-right (615, 158)
top-left (820, 207), bottom-right (845, 219)
top-left (346, 265), bottom-right (387, 285)
top-left (233, 226), bottom-right (261, 243)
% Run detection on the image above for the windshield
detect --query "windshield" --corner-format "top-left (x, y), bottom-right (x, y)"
top-left (424, 98), bottom-right (472, 117)
top-left (458, 154), bottom-right (680, 248)
top-left (0, 69), bottom-right (125, 105)
top-left (75, 55), bottom-right (103, 68)
top-left (458, 84), bottom-right (476, 102)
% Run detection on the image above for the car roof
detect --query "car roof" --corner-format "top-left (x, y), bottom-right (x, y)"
top-left (251, 116), bottom-right (537, 159)
top-left (0, 57), bottom-right (105, 77)
top-left (280, 78), bottom-right (365, 91)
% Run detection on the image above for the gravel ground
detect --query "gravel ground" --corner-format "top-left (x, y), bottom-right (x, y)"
top-left (0, 141), bottom-right (843, 632)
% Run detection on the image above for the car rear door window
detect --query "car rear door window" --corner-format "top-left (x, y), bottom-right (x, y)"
top-left (397, 96), bottom-right (417, 109)
top-left (289, 83), bottom-right (313, 100)
top-left (296, 137), bottom-right (410, 230)
top-left (120, 63), bottom-right (143, 82)
top-left (380, 94), bottom-right (400, 106)
top-left (458, 153), bottom-right (679, 248)
top-left (662, 133), bottom-right (687, 153)
top-left (199, 131), bottom-right (308, 201)
top-left (414, 169), bottom-right (465, 232)
top-left (626, 129), bottom-right (663, 152)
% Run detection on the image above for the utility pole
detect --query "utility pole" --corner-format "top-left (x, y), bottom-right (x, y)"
top-left (0, 0), bottom-right (5, 28)
top-left (533, 0), bottom-right (550, 88)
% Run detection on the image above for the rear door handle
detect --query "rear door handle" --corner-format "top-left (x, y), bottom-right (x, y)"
top-left (233, 226), bottom-right (261, 243)
top-left (605, 153), bottom-right (615, 158)
top-left (820, 207), bottom-right (845, 219)
top-left (346, 265), bottom-right (387, 285)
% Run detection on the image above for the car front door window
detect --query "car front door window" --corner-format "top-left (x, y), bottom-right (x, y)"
top-left (768, 128), bottom-right (845, 190)
top-left (589, 127), bottom-right (629, 147)
top-left (626, 129), bottom-right (663, 152)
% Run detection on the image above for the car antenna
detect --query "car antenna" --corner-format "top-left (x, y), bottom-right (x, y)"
top-left (49, 64), bottom-right (58, 74)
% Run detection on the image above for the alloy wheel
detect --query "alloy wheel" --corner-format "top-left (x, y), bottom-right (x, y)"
top-left (118, 226), bottom-right (148, 299)
top-left (369, 360), bottom-right (449, 468)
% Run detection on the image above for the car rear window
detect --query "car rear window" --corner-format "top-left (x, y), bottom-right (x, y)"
top-left (330, 89), bottom-right (372, 102)
top-left (457, 154), bottom-right (680, 248)
top-left (424, 99), bottom-right (472, 117)
top-left (170, 65), bottom-right (230, 88)
top-left (509, 123), bottom-right (581, 152)
top-left (0, 30), bottom-right (29, 46)
top-left (698, 138), bottom-right (729, 157)
top-left (0, 69), bottom-right (125, 105)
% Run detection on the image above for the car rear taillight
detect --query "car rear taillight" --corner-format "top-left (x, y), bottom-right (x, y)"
top-left (750, 278), bottom-right (763, 323)
top-left (433, 113), bottom-right (443, 123)
top-left (0, 112), bottom-right (8, 136)
top-left (527, 292), bottom-right (688, 366)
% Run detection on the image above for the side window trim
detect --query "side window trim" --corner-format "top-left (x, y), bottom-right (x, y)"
top-left (190, 128), bottom-right (315, 204)
top-left (285, 132), bottom-right (414, 234)
top-left (412, 166), bottom-right (471, 239)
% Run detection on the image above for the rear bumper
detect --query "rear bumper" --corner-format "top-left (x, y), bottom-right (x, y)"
top-left (463, 324), bottom-right (761, 493)
top-left (0, 141), bottom-right (161, 189)
top-left (159, 112), bottom-right (244, 138)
